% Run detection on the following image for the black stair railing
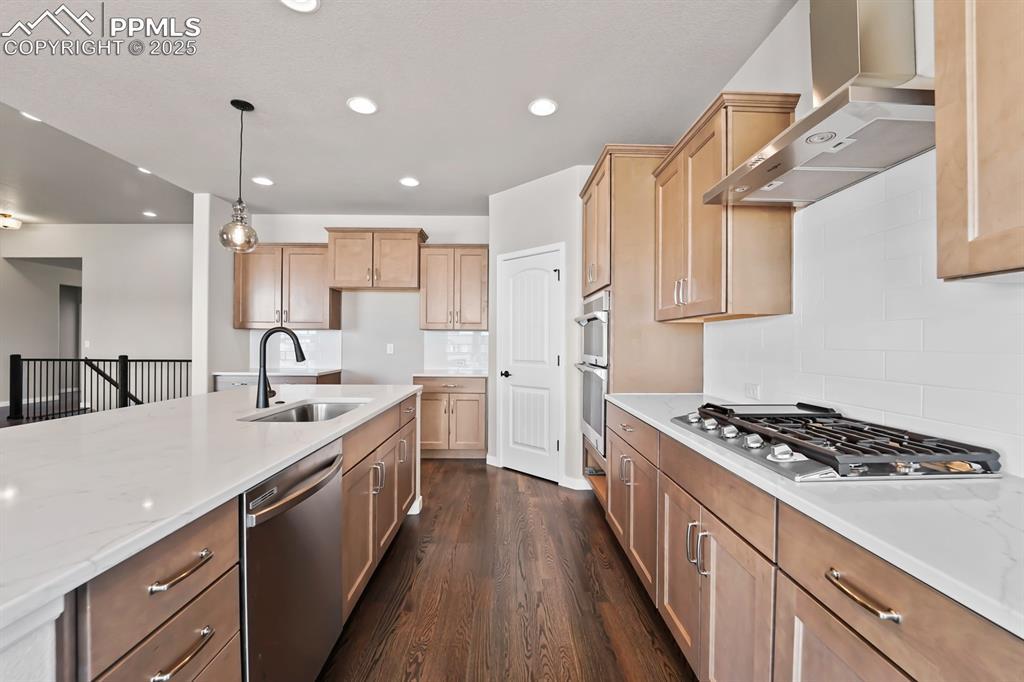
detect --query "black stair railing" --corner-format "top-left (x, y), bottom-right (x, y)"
top-left (7, 354), bottom-right (191, 422)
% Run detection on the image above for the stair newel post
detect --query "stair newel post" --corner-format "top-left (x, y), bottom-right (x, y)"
top-left (117, 355), bottom-right (130, 408)
top-left (8, 354), bottom-right (23, 421)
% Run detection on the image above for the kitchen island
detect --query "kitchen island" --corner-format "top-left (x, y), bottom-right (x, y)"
top-left (0, 384), bottom-right (421, 681)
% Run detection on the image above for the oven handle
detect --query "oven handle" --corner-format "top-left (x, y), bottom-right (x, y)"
top-left (574, 311), bottom-right (608, 327)
top-left (574, 363), bottom-right (608, 379)
top-left (246, 454), bottom-right (343, 528)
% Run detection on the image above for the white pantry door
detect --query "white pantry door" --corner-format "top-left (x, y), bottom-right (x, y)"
top-left (496, 244), bottom-right (565, 483)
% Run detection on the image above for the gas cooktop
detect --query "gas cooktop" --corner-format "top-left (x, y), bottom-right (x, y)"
top-left (670, 403), bottom-right (1001, 482)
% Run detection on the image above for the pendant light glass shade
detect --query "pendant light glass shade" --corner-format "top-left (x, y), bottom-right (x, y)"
top-left (219, 199), bottom-right (258, 252)
top-left (220, 99), bottom-right (259, 253)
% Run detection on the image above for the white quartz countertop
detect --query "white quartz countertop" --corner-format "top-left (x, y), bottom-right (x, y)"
top-left (412, 369), bottom-right (488, 378)
top-left (607, 393), bottom-right (1024, 639)
top-left (211, 367), bottom-right (342, 377)
top-left (0, 384), bottom-right (419, 633)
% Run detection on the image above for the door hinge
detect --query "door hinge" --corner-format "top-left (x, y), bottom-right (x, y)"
top-left (556, 354), bottom-right (561, 366)
top-left (556, 439), bottom-right (560, 452)
top-left (553, 268), bottom-right (561, 281)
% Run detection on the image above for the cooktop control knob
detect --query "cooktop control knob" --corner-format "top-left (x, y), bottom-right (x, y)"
top-left (743, 433), bottom-right (764, 449)
top-left (701, 418), bottom-right (718, 431)
top-left (721, 425), bottom-right (739, 439)
top-left (686, 412), bottom-right (701, 423)
top-left (768, 444), bottom-right (794, 461)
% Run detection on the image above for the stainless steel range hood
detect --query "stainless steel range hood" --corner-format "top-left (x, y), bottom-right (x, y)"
top-left (705, 0), bottom-right (935, 208)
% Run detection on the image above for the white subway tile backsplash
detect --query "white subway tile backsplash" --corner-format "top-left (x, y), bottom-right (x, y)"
top-left (705, 150), bottom-right (1024, 474)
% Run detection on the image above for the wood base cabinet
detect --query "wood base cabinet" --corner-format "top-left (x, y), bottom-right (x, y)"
top-left (657, 472), bottom-right (702, 669)
top-left (654, 92), bottom-right (799, 322)
top-left (606, 431), bottom-right (657, 601)
top-left (234, 244), bottom-right (341, 329)
top-left (414, 377), bottom-right (486, 455)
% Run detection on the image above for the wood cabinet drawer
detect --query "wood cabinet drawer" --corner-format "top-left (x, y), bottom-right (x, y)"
top-left (659, 434), bottom-right (775, 560)
top-left (194, 631), bottom-right (241, 682)
top-left (606, 402), bottom-right (658, 466)
top-left (79, 500), bottom-right (239, 679)
top-left (399, 396), bottom-right (417, 426)
top-left (413, 376), bottom-right (486, 394)
top-left (778, 504), bottom-right (1024, 681)
top-left (341, 404), bottom-right (400, 473)
top-left (96, 567), bottom-right (240, 682)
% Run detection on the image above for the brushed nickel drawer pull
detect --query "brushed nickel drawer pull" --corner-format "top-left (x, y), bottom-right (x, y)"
top-left (441, 383), bottom-right (459, 388)
top-left (403, 407), bottom-right (415, 414)
top-left (148, 549), bottom-right (213, 594)
top-left (696, 531), bottom-right (710, 576)
top-left (827, 568), bottom-right (903, 623)
top-left (685, 521), bottom-right (699, 565)
top-left (150, 625), bottom-right (214, 681)
top-left (623, 457), bottom-right (633, 486)
top-left (620, 423), bottom-right (635, 433)
top-left (366, 268), bottom-right (371, 282)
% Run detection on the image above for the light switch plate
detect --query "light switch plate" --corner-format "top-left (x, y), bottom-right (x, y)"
top-left (744, 382), bottom-right (761, 400)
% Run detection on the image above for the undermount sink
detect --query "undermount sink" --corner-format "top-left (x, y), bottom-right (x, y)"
top-left (245, 400), bottom-right (368, 423)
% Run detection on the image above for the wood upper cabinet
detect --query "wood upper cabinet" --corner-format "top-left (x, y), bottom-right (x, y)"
top-left (419, 393), bottom-right (449, 449)
top-left (658, 472), bottom-right (702, 671)
top-left (326, 228), bottom-right (427, 289)
top-left (697, 508), bottom-right (775, 682)
top-left (235, 245), bottom-right (340, 330)
top-left (341, 449), bottom-right (377, 621)
top-left (397, 419), bottom-right (416, 514)
top-left (654, 92), bottom-right (798, 322)
top-left (606, 431), bottom-right (658, 601)
top-left (936, 0), bottom-right (1024, 278)
top-left (775, 572), bottom-right (910, 682)
top-left (582, 155), bottom-right (611, 296)
top-left (419, 246), bottom-right (488, 330)
top-left (448, 393), bottom-right (486, 450)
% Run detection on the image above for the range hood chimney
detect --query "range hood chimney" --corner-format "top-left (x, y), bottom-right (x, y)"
top-left (705, 0), bottom-right (935, 208)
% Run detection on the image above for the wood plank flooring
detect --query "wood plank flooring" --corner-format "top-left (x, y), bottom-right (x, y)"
top-left (319, 460), bottom-right (695, 682)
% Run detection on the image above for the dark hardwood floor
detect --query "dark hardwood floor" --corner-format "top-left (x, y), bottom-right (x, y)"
top-left (319, 460), bottom-right (695, 682)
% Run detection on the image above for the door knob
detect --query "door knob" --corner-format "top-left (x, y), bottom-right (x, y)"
top-left (500, 370), bottom-right (511, 378)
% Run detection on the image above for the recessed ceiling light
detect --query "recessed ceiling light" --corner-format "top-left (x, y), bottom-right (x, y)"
top-left (252, 176), bottom-right (274, 186)
top-left (137, 167), bottom-right (152, 174)
top-left (0, 213), bottom-right (23, 230)
top-left (399, 177), bottom-right (420, 188)
top-left (346, 96), bottom-right (378, 115)
top-left (528, 98), bottom-right (558, 117)
top-left (20, 112), bottom-right (41, 122)
top-left (142, 211), bottom-right (157, 218)
top-left (280, 0), bottom-right (320, 12)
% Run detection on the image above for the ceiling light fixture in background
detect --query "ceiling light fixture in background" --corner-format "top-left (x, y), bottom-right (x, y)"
top-left (528, 98), bottom-right (558, 116)
top-left (0, 213), bottom-right (22, 230)
top-left (280, 0), bottom-right (320, 12)
top-left (399, 177), bottom-right (420, 187)
top-left (218, 99), bottom-right (259, 253)
top-left (137, 167), bottom-right (152, 174)
top-left (19, 112), bottom-right (41, 122)
top-left (346, 96), bottom-right (377, 115)
top-left (142, 211), bottom-right (157, 218)
top-left (252, 176), bottom-right (274, 186)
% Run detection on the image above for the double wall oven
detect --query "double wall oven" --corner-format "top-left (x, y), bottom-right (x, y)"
top-left (576, 291), bottom-right (609, 455)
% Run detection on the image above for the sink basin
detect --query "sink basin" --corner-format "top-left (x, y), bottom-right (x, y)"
top-left (247, 401), bottom-right (367, 423)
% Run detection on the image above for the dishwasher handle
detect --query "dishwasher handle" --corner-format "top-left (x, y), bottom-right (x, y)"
top-left (246, 454), bottom-right (343, 528)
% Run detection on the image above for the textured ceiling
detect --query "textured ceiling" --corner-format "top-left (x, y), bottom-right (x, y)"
top-left (0, 0), bottom-right (796, 215)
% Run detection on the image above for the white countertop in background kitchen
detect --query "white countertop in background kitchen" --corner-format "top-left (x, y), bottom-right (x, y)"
top-left (0, 384), bottom-right (419, 638)
top-left (413, 368), bottom-right (488, 378)
top-left (607, 393), bottom-right (1024, 639)
top-left (211, 367), bottom-right (342, 377)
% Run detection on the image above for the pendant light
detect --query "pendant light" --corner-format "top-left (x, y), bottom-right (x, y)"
top-left (219, 99), bottom-right (259, 253)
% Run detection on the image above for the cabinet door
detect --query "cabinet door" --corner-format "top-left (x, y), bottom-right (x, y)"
top-left (625, 449), bottom-right (658, 601)
top-left (655, 156), bottom-right (686, 321)
top-left (282, 246), bottom-right (338, 329)
top-left (420, 393), bottom-right (449, 450)
top-left (327, 231), bottom-right (374, 288)
top-left (583, 157), bottom-right (611, 296)
top-left (448, 393), bottom-right (485, 450)
top-left (605, 432), bottom-right (629, 547)
top-left (374, 433), bottom-right (400, 554)
top-left (341, 451), bottom-right (377, 620)
top-left (697, 508), bottom-right (774, 682)
top-left (683, 111), bottom-right (727, 318)
top-left (420, 248), bottom-right (454, 329)
top-left (373, 231), bottom-right (420, 288)
top-left (658, 472), bottom-right (702, 671)
top-left (234, 246), bottom-right (282, 329)
top-left (454, 247), bottom-right (488, 330)
top-left (774, 573), bottom-right (910, 682)
top-left (397, 420), bottom-right (416, 515)
top-left (936, 0), bottom-right (1024, 278)
top-left (581, 181), bottom-right (597, 296)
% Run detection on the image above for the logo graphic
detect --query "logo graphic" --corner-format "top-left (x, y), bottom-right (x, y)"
top-left (2, 4), bottom-right (95, 38)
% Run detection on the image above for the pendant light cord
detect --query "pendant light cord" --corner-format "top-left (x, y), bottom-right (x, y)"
top-left (237, 108), bottom-right (244, 201)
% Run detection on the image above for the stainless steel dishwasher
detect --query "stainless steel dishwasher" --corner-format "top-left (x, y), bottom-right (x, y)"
top-left (243, 439), bottom-right (343, 682)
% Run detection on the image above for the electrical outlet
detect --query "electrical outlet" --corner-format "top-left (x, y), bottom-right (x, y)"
top-left (385, 343), bottom-right (394, 355)
top-left (744, 382), bottom-right (761, 400)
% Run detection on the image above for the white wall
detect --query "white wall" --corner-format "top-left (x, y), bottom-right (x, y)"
top-left (0, 258), bottom-right (82, 402)
top-left (708, 0), bottom-right (1024, 477)
top-left (488, 165), bottom-right (592, 486)
top-left (0, 224), bottom-right (192, 360)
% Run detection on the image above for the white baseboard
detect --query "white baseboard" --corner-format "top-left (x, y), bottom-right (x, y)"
top-left (408, 496), bottom-right (423, 515)
top-left (485, 455), bottom-right (500, 468)
top-left (559, 475), bottom-right (591, 491)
